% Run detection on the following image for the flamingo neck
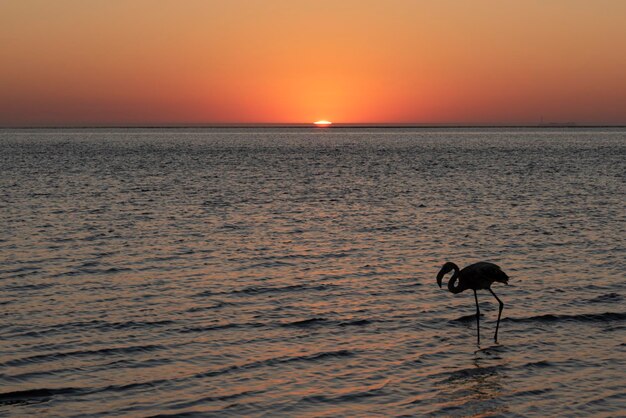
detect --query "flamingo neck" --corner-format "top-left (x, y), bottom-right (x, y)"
top-left (447, 265), bottom-right (464, 294)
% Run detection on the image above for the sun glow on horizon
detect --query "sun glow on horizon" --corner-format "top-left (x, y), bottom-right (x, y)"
top-left (1, 1), bottom-right (625, 126)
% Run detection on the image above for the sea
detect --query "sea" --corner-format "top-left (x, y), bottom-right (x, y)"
top-left (1, 127), bottom-right (625, 417)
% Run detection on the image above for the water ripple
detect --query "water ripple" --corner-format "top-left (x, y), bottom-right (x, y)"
top-left (1, 128), bottom-right (625, 417)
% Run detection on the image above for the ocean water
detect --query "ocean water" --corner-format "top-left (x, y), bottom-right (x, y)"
top-left (1, 127), bottom-right (625, 417)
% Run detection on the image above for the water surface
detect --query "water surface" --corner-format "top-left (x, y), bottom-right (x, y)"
top-left (1, 128), bottom-right (625, 416)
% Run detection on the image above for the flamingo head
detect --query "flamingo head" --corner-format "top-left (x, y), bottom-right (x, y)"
top-left (436, 262), bottom-right (457, 288)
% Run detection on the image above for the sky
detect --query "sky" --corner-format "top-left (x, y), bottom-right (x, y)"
top-left (1, 0), bottom-right (625, 126)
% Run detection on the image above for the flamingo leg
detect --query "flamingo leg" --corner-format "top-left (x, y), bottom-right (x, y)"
top-left (474, 290), bottom-right (480, 345)
top-left (489, 288), bottom-right (504, 342)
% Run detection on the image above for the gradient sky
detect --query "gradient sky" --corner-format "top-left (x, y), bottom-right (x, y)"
top-left (1, 0), bottom-right (625, 126)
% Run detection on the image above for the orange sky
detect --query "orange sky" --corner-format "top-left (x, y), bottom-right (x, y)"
top-left (1, 0), bottom-right (625, 126)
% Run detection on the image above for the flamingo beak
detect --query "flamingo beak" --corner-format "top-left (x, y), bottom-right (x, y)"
top-left (436, 271), bottom-right (444, 288)
top-left (436, 263), bottom-right (453, 288)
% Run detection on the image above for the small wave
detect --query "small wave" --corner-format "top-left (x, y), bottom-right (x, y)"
top-left (3, 282), bottom-right (55, 291)
top-left (152, 389), bottom-right (265, 413)
top-left (583, 391), bottom-right (626, 408)
top-left (147, 413), bottom-right (202, 418)
top-left (1, 344), bottom-right (167, 367)
top-left (5, 319), bottom-right (119, 337)
top-left (239, 260), bottom-right (295, 270)
top-left (96, 319), bottom-right (176, 331)
top-left (357, 225), bottom-right (402, 233)
top-left (520, 360), bottom-right (554, 369)
top-left (281, 318), bottom-right (328, 327)
top-left (218, 223), bottom-right (247, 230)
top-left (511, 387), bottom-right (554, 397)
top-left (506, 311), bottom-right (626, 323)
top-left (141, 255), bottom-right (182, 263)
top-left (234, 284), bottom-right (309, 295)
top-left (450, 313), bottom-right (484, 322)
top-left (604, 324), bottom-right (626, 332)
top-left (588, 293), bottom-right (623, 303)
top-left (435, 359), bottom-right (555, 383)
top-left (0, 266), bottom-right (39, 275)
top-left (0, 387), bottom-right (82, 406)
top-left (338, 319), bottom-right (372, 326)
top-left (178, 322), bottom-right (264, 333)
top-left (194, 349), bottom-right (354, 379)
top-left (193, 283), bottom-right (336, 297)
top-left (54, 349), bottom-right (356, 399)
top-left (399, 281), bottom-right (423, 288)
top-left (303, 349), bottom-right (354, 361)
top-left (0, 266), bottom-right (41, 279)
top-left (185, 301), bottom-right (234, 312)
top-left (297, 379), bottom-right (389, 404)
top-left (50, 267), bottom-right (132, 278)
top-left (96, 266), bottom-right (133, 274)
top-left (439, 365), bottom-right (501, 382)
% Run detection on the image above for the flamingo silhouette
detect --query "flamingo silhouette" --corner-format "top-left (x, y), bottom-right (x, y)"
top-left (437, 261), bottom-right (509, 344)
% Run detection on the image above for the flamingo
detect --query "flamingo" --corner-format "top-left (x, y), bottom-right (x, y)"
top-left (437, 261), bottom-right (509, 344)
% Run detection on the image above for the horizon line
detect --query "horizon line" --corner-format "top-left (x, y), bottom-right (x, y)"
top-left (2, 123), bottom-right (626, 129)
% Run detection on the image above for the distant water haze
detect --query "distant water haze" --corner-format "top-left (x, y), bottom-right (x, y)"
top-left (1, 128), bottom-right (625, 416)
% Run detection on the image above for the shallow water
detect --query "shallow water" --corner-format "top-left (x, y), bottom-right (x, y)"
top-left (1, 127), bottom-right (625, 417)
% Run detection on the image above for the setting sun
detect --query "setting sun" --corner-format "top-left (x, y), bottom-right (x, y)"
top-left (314, 120), bottom-right (332, 126)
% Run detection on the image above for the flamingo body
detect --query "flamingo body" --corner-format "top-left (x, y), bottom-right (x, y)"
top-left (437, 261), bottom-right (509, 344)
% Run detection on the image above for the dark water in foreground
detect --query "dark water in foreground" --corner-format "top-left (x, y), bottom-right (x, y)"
top-left (1, 128), bottom-right (625, 417)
